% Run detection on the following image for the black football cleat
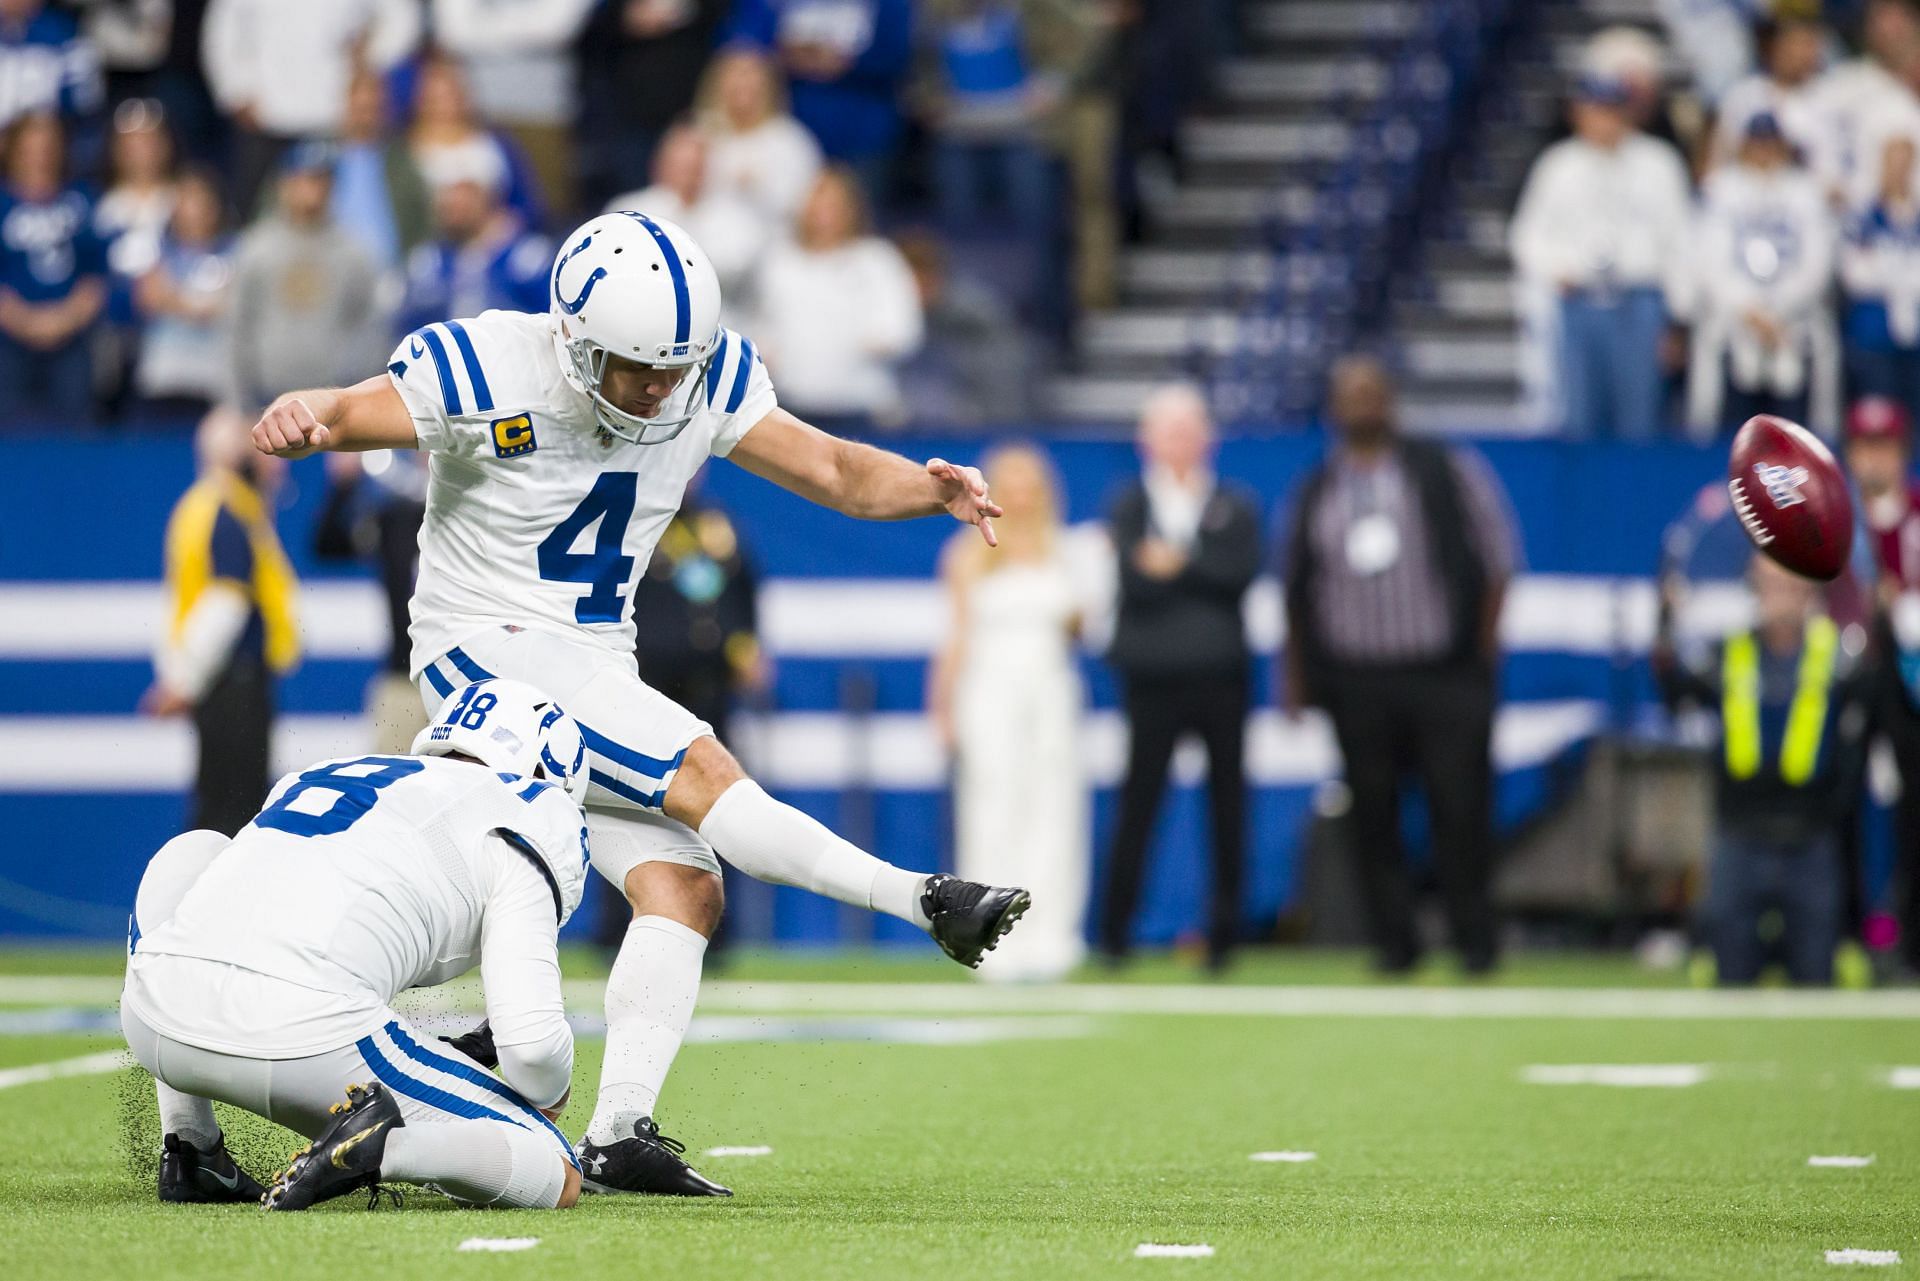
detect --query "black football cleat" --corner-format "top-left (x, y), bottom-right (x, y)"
top-left (264, 1082), bottom-right (404, 1212)
top-left (576, 1117), bottom-right (731, 1197)
top-left (921, 874), bottom-right (1031, 969)
top-left (158, 1131), bottom-right (269, 1205)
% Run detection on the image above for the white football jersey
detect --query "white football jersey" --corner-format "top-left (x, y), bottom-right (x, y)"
top-left (128, 754), bottom-right (586, 1055)
top-left (387, 309), bottom-right (776, 674)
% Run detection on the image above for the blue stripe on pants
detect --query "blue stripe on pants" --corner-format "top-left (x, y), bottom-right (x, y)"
top-left (445, 646), bottom-right (495, 681)
top-left (589, 767), bottom-right (668, 810)
top-left (357, 1031), bottom-right (520, 1128)
top-left (422, 661), bottom-right (455, 698)
top-left (578, 724), bottom-right (685, 777)
top-left (384, 1022), bottom-right (578, 1169)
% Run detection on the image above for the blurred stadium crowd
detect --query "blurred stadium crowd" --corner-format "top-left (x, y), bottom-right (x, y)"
top-left (0, 0), bottom-right (1231, 430)
top-left (1515, 0), bottom-right (1920, 441)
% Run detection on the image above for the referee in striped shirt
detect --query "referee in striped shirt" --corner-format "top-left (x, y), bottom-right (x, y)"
top-left (1281, 356), bottom-right (1519, 974)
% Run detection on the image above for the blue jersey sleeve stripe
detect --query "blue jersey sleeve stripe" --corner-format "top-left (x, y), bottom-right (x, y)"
top-left (384, 1022), bottom-right (579, 1168)
top-left (445, 320), bottom-right (493, 413)
top-left (631, 214), bottom-right (691, 344)
top-left (725, 336), bottom-right (756, 414)
top-left (415, 326), bottom-right (463, 416)
top-left (704, 330), bottom-right (731, 407)
top-left (422, 660), bottom-right (455, 699)
top-left (444, 646), bottom-right (496, 682)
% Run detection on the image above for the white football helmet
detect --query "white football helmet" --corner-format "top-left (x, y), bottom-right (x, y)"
top-left (413, 678), bottom-right (591, 810)
top-left (549, 211), bottom-right (723, 445)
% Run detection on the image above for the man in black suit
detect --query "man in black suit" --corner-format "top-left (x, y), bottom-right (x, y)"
top-left (1100, 384), bottom-right (1263, 970)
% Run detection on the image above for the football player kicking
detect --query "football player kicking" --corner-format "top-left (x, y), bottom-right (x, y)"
top-left (122, 679), bottom-right (593, 1211)
top-left (249, 213), bottom-right (1030, 1197)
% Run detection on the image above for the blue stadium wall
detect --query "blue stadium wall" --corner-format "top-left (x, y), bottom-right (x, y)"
top-left (0, 432), bottom-right (1740, 945)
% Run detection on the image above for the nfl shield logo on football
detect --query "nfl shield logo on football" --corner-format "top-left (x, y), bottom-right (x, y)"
top-left (1753, 461), bottom-right (1809, 509)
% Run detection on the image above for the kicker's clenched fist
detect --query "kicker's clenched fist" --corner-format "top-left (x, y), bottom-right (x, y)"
top-left (252, 396), bottom-right (332, 459)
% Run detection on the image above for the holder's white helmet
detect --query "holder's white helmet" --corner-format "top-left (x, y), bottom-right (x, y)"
top-left (549, 211), bottom-right (723, 446)
top-left (412, 678), bottom-right (591, 810)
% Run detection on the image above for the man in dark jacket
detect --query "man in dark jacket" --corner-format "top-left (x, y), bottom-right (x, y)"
top-left (1281, 355), bottom-right (1518, 974)
top-left (1099, 383), bottom-right (1262, 970)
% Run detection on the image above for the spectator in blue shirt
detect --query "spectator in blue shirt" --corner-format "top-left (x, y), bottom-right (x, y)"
top-left (915, 0), bottom-right (1061, 327)
top-left (723, 0), bottom-right (913, 202)
top-left (0, 0), bottom-right (103, 132)
top-left (0, 113), bottom-right (106, 425)
top-left (1841, 133), bottom-right (1920, 423)
top-left (397, 158), bottom-right (552, 336)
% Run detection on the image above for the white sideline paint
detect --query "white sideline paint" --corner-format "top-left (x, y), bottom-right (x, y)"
top-left (1826, 1250), bottom-right (1901, 1266)
top-left (1249, 1151), bottom-right (1317, 1163)
top-left (0, 700), bottom-right (1603, 794)
top-left (1889, 1067), bottom-right (1920, 1089)
top-left (1520, 1064), bottom-right (1708, 1087)
top-left (456, 1239), bottom-right (540, 1253)
top-left (1133, 1244), bottom-right (1215, 1259)
top-left (1808, 1156), bottom-right (1875, 1168)
top-left (0, 1049), bottom-right (123, 1091)
top-left (706, 1146), bottom-right (773, 1158)
top-left (14, 977), bottom-right (1920, 1021)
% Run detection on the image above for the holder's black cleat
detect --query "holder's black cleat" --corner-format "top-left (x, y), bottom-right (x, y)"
top-left (264, 1082), bottom-right (404, 1212)
top-left (158, 1132), bottom-right (268, 1205)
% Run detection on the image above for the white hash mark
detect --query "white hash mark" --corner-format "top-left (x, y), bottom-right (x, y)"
top-left (1826, 1249), bottom-right (1901, 1266)
top-left (1133, 1244), bottom-right (1215, 1259)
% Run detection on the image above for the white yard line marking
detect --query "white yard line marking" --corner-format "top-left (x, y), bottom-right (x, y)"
top-left (1134, 1244), bottom-right (1215, 1259)
top-left (705, 1146), bottom-right (772, 1158)
top-left (14, 977), bottom-right (1920, 1022)
top-left (0, 1049), bottom-right (123, 1090)
top-left (1888, 1067), bottom-right (1920, 1089)
top-left (1826, 1249), bottom-right (1901, 1266)
top-left (690, 982), bottom-right (1920, 1022)
top-left (1520, 1064), bottom-right (1708, 1088)
top-left (1809, 1156), bottom-right (1876, 1168)
top-left (1249, 1151), bottom-right (1316, 1163)
top-left (457, 1238), bottom-right (540, 1253)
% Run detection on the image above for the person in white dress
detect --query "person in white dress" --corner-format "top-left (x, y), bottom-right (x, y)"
top-left (931, 444), bottom-right (1088, 982)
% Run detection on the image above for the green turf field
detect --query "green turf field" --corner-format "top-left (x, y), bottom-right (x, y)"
top-left (2, 946), bottom-right (1916, 1279)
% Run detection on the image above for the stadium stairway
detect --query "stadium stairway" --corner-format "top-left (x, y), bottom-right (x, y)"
top-left (1049, 0), bottom-right (1412, 423)
top-left (1047, 0), bottom-right (1508, 427)
top-left (1387, 0), bottom-right (1667, 434)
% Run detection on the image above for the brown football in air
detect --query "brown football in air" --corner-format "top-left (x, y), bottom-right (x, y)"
top-left (1727, 415), bottom-right (1854, 582)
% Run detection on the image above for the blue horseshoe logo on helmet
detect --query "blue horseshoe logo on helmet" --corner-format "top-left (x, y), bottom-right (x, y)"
top-left (553, 233), bottom-right (606, 315)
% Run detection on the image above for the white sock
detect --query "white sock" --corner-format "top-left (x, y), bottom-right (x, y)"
top-left (698, 780), bottom-right (932, 929)
top-left (585, 915), bottom-right (706, 1145)
top-left (383, 1121), bottom-right (566, 1208)
top-left (155, 1082), bottom-right (220, 1149)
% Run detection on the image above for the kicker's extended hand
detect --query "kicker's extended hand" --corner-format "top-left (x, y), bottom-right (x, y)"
top-left (926, 457), bottom-right (1004, 547)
